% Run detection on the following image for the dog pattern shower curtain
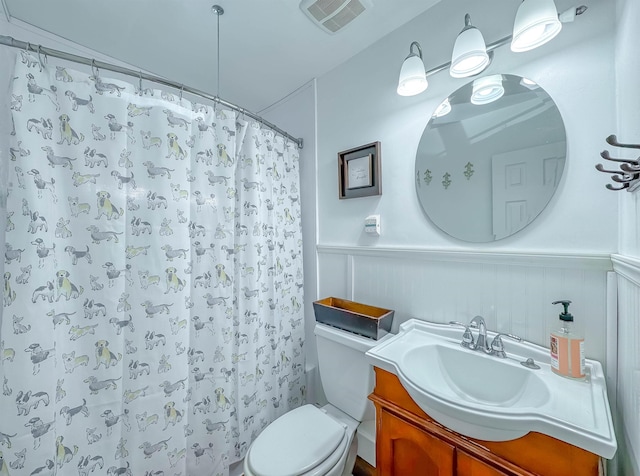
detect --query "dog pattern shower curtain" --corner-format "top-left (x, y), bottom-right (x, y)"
top-left (0, 52), bottom-right (305, 475)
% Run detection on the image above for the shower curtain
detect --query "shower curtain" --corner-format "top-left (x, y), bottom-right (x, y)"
top-left (0, 53), bottom-right (304, 476)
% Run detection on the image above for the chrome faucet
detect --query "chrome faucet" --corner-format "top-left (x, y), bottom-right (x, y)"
top-left (449, 321), bottom-right (475, 348)
top-left (490, 333), bottom-right (522, 358)
top-left (451, 316), bottom-right (522, 358)
top-left (468, 315), bottom-right (491, 354)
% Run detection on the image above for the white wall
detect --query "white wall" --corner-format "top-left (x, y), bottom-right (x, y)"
top-left (316, 0), bottom-right (616, 252)
top-left (312, 0), bottom-right (622, 469)
top-left (613, 0), bottom-right (640, 472)
top-left (616, 0), bottom-right (640, 257)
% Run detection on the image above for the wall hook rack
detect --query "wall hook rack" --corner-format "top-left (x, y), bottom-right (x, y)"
top-left (596, 135), bottom-right (640, 191)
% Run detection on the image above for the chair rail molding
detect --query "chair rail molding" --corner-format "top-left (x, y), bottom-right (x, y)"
top-left (611, 254), bottom-right (640, 286)
top-left (318, 245), bottom-right (614, 270)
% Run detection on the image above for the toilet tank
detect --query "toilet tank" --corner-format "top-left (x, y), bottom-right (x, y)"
top-left (314, 323), bottom-right (378, 421)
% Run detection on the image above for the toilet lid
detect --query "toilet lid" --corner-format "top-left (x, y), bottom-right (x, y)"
top-left (247, 404), bottom-right (346, 476)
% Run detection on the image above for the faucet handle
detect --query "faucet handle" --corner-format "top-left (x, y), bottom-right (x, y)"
top-left (449, 321), bottom-right (474, 348)
top-left (490, 333), bottom-right (522, 358)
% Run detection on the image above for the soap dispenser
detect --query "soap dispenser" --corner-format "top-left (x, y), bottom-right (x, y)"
top-left (550, 300), bottom-right (585, 379)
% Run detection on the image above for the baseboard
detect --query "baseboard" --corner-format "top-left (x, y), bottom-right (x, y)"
top-left (357, 418), bottom-right (376, 467)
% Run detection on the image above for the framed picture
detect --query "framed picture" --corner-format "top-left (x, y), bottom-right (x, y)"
top-left (338, 141), bottom-right (382, 199)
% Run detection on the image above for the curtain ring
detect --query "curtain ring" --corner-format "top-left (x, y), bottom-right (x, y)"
top-left (37, 45), bottom-right (45, 71)
top-left (179, 84), bottom-right (184, 101)
top-left (91, 59), bottom-right (99, 78)
top-left (138, 71), bottom-right (143, 94)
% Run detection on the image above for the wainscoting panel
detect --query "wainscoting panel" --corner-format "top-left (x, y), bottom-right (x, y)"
top-left (612, 254), bottom-right (640, 475)
top-left (317, 246), bottom-right (613, 367)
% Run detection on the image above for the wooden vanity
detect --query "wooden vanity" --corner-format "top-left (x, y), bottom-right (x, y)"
top-left (369, 367), bottom-right (601, 476)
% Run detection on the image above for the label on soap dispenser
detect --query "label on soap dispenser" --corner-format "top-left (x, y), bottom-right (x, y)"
top-left (551, 332), bottom-right (585, 379)
top-left (569, 338), bottom-right (585, 379)
top-left (550, 335), bottom-right (560, 371)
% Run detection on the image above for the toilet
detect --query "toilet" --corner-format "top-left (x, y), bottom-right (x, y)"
top-left (243, 322), bottom-right (379, 476)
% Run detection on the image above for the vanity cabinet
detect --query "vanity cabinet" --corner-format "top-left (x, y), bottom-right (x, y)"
top-left (369, 367), bottom-right (601, 476)
top-left (378, 409), bottom-right (455, 475)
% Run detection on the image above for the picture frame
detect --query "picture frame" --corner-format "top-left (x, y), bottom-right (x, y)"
top-left (338, 141), bottom-right (382, 199)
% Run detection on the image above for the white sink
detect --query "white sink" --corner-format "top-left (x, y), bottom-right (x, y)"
top-left (403, 344), bottom-right (550, 408)
top-left (366, 319), bottom-right (617, 459)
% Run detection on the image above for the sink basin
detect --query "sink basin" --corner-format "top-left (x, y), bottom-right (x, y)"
top-left (403, 344), bottom-right (550, 408)
top-left (366, 319), bottom-right (617, 459)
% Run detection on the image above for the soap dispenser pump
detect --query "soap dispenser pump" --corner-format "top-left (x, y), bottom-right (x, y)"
top-left (550, 300), bottom-right (585, 379)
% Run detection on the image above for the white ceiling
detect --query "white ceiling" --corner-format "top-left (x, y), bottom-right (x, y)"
top-left (2, 0), bottom-right (442, 112)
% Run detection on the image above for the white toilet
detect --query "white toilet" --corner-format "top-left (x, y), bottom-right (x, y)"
top-left (243, 322), bottom-right (379, 476)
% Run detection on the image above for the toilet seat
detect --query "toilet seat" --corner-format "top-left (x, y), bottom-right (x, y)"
top-left (246, 404), bottom-right (350, 476)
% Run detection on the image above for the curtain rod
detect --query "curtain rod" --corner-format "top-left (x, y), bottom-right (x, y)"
top-left (0, 34), bottom-right (304, 149)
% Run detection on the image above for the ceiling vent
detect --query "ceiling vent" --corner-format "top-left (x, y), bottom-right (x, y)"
top-left (300, 0), bottom-right (373, 34)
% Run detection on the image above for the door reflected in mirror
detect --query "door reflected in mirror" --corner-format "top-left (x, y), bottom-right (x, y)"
top-left (415, 74), bottom-right (566, 243)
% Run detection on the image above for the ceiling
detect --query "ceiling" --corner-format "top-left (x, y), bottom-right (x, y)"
top-left (2, 0), bottom-right (442, 113)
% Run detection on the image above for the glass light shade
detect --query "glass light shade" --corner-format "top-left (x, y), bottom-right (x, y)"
top-left (433, 98), bottom-right (451, 118)
top-left (520, 77), bottom-right (539, 90)
top-left (471, 74), bottom-right (504, 105)
top-left (450, 27), bottom-right (490, 78)
top-left (511, 0), bottom-right (562, 52)
top-left (397, 54), bottom-right (428, 96)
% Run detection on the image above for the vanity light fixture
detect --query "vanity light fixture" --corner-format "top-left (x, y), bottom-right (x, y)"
top-left (511, 0), bottom-right (562, 52)
top-left (397, 41), bottom-right (428, 96)
top-left (470, 74), bottom-right (504, 105)
top-left (450, 14), bottom-right (490, 78)
top-left (397, 4), bottom-right (587, 97)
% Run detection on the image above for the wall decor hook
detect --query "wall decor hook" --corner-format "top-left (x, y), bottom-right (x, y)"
top-left (606, 183), bottom-right (629, 191)
top-left (595, 163), bottom-right (624, 175)
top-left (621, 162), bottom-right (640, 173)
top-left (606, 134), bottom-right (640, 149)
top-left (597, 134), bottom-right (640, 191)
top-left (600, 149), bottom-right (639, 165)
top-left (611, 173), bottom-right (639, 184)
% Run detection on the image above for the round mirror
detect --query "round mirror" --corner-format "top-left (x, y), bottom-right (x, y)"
top-left (415, 74), bottom-right (566, 242)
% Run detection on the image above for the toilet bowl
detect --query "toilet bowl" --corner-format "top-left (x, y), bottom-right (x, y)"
top-left (243, 323), bottom-right (379, 476)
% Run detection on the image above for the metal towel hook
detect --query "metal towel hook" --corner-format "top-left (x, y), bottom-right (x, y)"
top-left (600, 149), bottom-right (639, 165)
top-left (594, 163), bottom-right (635, 180)
top-left (606, 134), bottom-right (640, 150)
top-left (606, 182), bottom-right (630, 191)
top-left (620, 162), bottom-right (640, 173)
top-left (597, 134), bottom-right (640, 191)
